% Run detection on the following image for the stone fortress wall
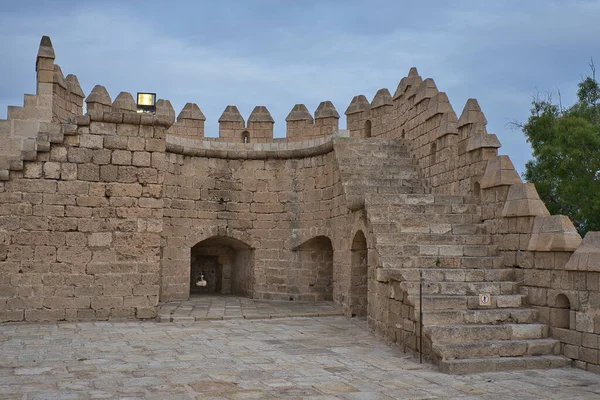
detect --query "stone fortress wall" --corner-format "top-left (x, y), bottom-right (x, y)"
top-left (1, 36), bottom-right (599, 374)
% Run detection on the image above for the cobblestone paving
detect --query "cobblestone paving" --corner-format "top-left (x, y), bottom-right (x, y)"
top-left (157, 295), bottom-right (343, 322)
top-left (2, 316), bottom-right (600, 399)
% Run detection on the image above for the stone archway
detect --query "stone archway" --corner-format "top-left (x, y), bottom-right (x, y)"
top-left (190, 236), bottom-right (254, 297)
top-left (350, 230), bottom-right (368, 317)
top-left (292, 236), bottom-right (334, 301)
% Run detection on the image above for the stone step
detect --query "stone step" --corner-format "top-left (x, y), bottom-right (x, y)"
top-left (380, 255), bottom-right (503, 269)
top-left (345, 173), bottom-right (419, 184)
top-left (371, 222), bottom-right (488, 235)
top-left (370, 222), bottom-right (487, 236)
top-left (370, 213), bottom-right (478, 225)
top-left (338, 148), bottom-right (412, 157)
top-left (337, 157), bottom-right (415, 166)
top-left (378, 244), bottom-right (497, 260)
top-left (401, 280), bottom-right (519, 296)
top-left (339, 165), bottom-right (417, 176)
top-left (422, 308), bottom-right (538, 325)
top-left (368, 203), bottom-right (480, 216)
top-left (413, 294), bottom-right (527, 310)
top-left (336, 150), bottom-right (412, 162)
top-left (434, 338), bottom-right (560, 361)
top-left (336, 138), bottom-right (409, 148)
top-left (366, 193), bottom-right (468, 206)
top-left (438, 355), bottom-right (570, 375)
top-left (378, 268), bottom-right (518, 283)
top-left (425, 323), bottom-right (549, 344)
top-left (345, 177), bottom-right (421, 188)
top-left (346, 186), bottom-right (417, 196)
top-left (376, 233), bottom-right (492, 246)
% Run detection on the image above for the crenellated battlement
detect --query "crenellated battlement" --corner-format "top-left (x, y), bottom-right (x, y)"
top-left (0, 35), bottom-right (516, 198)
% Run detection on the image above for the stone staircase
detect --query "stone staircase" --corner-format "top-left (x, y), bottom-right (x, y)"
top-left (334, 137), bottom-right (570, 374)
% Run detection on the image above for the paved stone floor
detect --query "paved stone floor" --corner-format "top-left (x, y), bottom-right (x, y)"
top-left (2, 316), bottom-right (600, 399)
top-left (157, 295), bottom-right (343, 322)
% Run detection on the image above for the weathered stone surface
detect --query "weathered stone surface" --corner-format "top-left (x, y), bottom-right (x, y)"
top-left (36, 35), bottom-right (55, 63)
top-left (65, 74), bottom-right (85, 98)
top-left (248, 106), bottom-right (274, 123)
top-left (286, 104), bottom-right (314, 121)
top-left (314, 101), bottom-right (340, 119)
top-left (370, 89), bottom-right (393, 109)
top-left (86, 85), bottom-right (111, 106)
top-left (502, 183), bottom-right (550, 217)
top-left (177, 103), bottom-right (205, 121)
top-left (528, 215), bottom-right (582, 252)
top-left (565, 232), bottom-right (600, 271)
top-left (218, 105), bottom-right (245, 122)
top-left (480, 155), bottom-right (522, 189)
top-left (345, 95), bottom-right (370, 115)
top-left (155, 99), bottom-right (176, 127)
top-left (111, 92), bottom-right (136, 113)
top-left (458, 98), bottom-right (487, 128)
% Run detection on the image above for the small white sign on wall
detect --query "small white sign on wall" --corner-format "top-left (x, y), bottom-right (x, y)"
top-left (479, 294), bottom-right (491, 306)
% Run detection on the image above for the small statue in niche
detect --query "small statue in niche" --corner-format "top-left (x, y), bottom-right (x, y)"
top-left (196, 273), bottom-right (207, 287)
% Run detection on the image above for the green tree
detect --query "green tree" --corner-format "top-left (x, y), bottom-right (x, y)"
top-left (521, 62), bottom-right (600, 236)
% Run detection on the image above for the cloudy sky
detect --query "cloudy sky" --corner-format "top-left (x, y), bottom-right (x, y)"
top-left (1, 0), bottom-right (599, 174)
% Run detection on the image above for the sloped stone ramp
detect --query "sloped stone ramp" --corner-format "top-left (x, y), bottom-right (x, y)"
top-left (157, 295), bottom-right (343, 322)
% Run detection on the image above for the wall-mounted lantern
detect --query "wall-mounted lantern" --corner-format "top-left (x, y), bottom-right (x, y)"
top-left (136, 92), bottom-right (156, 113)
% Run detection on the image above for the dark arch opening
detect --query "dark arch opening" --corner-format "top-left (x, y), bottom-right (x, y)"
top-left (401, 129), bottom-right (406, 139)
top-left (430, 142), bottom-right (437, 166)
top-left (551, 294), bottom-right (571, 329)
top-left (351, 231), bottom-right (368, 317)
top-left (292, 236), bottom-right (334, 301)
top-left (241, 131), bottom-right (250, 143)
top-left (364, 120), bottom-right (372, 138)
top-left (473, 181), bottom-right (481, 203)
top-left (190, 236), bottom-right (254, 298)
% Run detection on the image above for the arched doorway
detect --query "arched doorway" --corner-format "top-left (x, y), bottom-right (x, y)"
top-left (190, 236), bottom-right (254, 297)
top-left (351, 231), bottom-right (368, 317)
top-left (292, 236), bottom-right (334, 301)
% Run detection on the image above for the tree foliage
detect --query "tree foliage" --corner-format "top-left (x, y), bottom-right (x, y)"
top-left (521, 61), bottom-right (600, 236)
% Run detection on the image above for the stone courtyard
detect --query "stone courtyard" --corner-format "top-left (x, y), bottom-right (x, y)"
top-left (2, 313), bottom-right (600, 399)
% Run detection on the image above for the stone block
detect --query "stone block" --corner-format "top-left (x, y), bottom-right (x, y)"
top-left (502, 183), bottom-right (550, 218)
top-left (581, 348), bottom-right (599, 364)
top-left (132, 151), bottom-right (151, 167)
top-left (104, 136), bottom-right (128, 150)
top-left (106, 182), bottom-right (142, 197)
top-left (565, 232), bottom-right (600, 272)
top-left (480, 155), bottom-right (522, 189)
top-left (23, 162), bottom-right (43, 179)
top-left (77, 164), bottom-right (99, 181)
top-left (61, 163), bottom-right (77, 180)
top-left (89, 122), bottom-right (116, 136)
top-left (528, 215), bottom-right (582, 252)
top-left (112, 150), bottom-right (132, 165)
top-left (25, 309), bottom-right (64, 322)
top-left (89, 232), bottom-right (112, 247)
top-left (43, 162), bottom-right (61, 179)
